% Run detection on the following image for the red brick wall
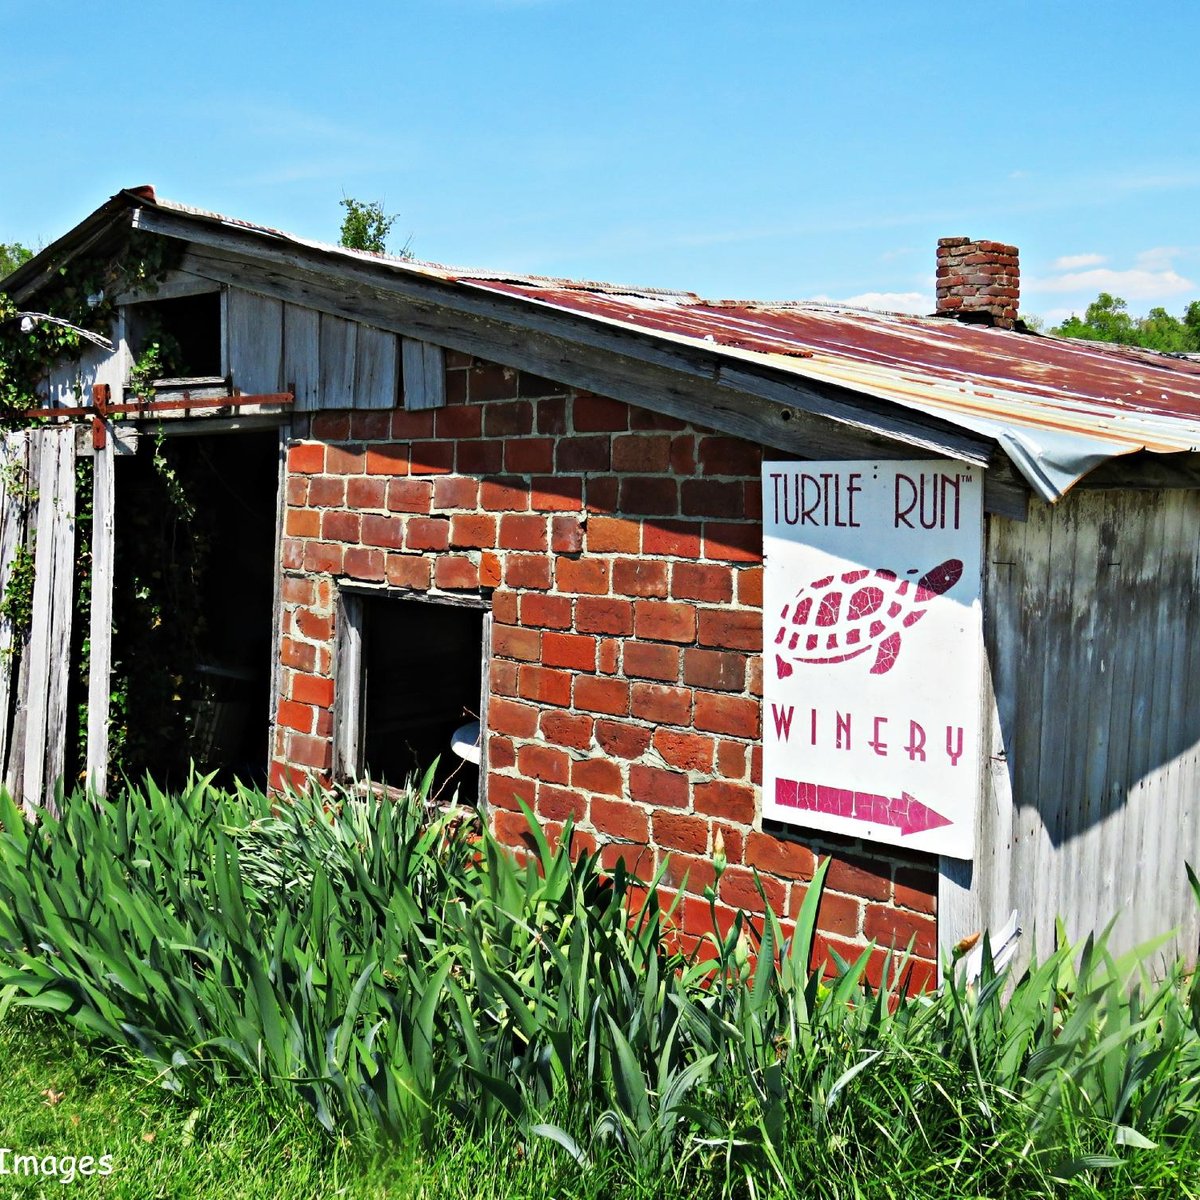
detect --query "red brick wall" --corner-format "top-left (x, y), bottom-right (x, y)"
top-left (271, 352), bottom-right (939, 989)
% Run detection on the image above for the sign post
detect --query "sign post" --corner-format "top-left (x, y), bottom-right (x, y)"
top-left (761, 460), bottom-right (983, 859)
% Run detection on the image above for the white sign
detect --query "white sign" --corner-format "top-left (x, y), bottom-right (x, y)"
top-left (761, 460), bottom-right (983, 859)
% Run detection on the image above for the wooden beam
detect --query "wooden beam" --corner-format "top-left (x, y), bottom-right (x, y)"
top-left (0, 433), bottom-right (31, 777)
top-left (85, 440), bottom-right (116, 795)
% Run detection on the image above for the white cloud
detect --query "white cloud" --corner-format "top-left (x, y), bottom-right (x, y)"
top-left (1029, 266), bottom-right (1195, 301)
top-left (812, 291), bottom-right (932, 315)
top-left (1052, 252), bottom-right (1106, 270)
top-left (1134, 246), bottom-right (1184, 271)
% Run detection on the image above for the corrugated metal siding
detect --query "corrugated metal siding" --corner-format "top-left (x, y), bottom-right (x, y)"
top-left (943, 490), bottom-right (1200, 967)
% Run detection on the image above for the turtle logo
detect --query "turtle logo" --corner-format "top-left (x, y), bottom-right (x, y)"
top-left (773, 558), bottom-right (962, 677)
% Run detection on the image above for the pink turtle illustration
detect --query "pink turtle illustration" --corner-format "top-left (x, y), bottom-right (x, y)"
top-left (773, 558), bottom-right (962, 678)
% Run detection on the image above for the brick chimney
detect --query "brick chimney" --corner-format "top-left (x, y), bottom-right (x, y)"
top-left (935, 237), bottom-right (1019, 328)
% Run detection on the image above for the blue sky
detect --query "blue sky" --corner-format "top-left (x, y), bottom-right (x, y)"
top-left (3, 1), bottom-right (1198, 324)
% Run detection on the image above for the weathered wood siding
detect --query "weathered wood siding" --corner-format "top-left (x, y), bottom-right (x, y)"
top-left (941, 488), bottom-right (1200, 967)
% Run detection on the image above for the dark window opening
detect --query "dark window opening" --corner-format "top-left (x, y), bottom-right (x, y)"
top-left (108, 429), bottom-right (278, 788)
top-left (358, 595), bottom-right (484, 803)
top-left (128, 292), bottom-right (223, 380)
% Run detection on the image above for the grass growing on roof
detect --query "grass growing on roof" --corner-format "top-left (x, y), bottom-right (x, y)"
top-left (0, 772), bottom-right (1197, 1198)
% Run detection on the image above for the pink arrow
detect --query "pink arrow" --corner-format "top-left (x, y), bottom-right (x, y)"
top-left (775, 777), bottom-right (951, 836)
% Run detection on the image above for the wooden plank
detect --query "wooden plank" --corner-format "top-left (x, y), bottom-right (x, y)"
top-left (0, 432), bottom-right (31, 775)
top-left (282, 304), bottom-right (321, 412)
top-left (356, 326), bottom-right (399, 410)
top-left (333, 590), bottom-right (364, 779)
top-left (227, 289), bottom-right (283, 397)
top-left (319, 314), bottom-right (357, 410)
top-left (478, 610), bottom-right (492, 813)
top-left (267, 424), bottom-right (289, 769)
top-left (85, 441), bottom-right (116, 795)
top-left (4, 433), bottom-right (40, 794)
top-left (113, 269), bottom-right (221, 305)
top-left (402, 338), bottom-right (446, 411)
top-left (172, 238), bottom-right (996, 468)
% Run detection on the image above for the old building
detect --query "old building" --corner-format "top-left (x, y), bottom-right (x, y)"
top-left (4, 190), bottom-right (1200, 985)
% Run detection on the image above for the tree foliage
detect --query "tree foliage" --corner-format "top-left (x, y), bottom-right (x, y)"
top-left (338, 197), bottom-right (410, 258)
top-left (1052, 292), bottom-right (1200, 353)
top-left (0, 242), bottom-right (32, 280)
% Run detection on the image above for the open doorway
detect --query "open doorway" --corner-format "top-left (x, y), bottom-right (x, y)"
top-left (104, 427), bottom-right (280, 788)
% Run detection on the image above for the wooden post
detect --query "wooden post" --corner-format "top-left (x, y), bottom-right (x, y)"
top-left (85, 435), bottom-right (116, 795)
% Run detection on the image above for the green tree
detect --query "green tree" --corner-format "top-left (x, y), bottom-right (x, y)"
top-left (0, 241), bottom-right (32, 280)
top-left (1052, 292), bottom-right (1200, 352)
top-left (338, 198), bottom-right (410, 257)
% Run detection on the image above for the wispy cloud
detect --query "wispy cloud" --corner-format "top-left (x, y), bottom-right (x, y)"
top-left (812, 291), bottom-right (932, 315)
top-left (1053, 252), bottom-right (1106, 270)
top-left (1030, 265), bottom-right (1194, 301)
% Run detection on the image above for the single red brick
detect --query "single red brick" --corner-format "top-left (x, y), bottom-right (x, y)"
top-left (670, 434), bottom-right (697, 475)
top-left (277, 699), bottom-right (313, 734)
top-left (556, 557), bottom-right (609, 595)
top-left (629, 408), bottom-right (687, 432)
top-left (488, 697), bottom-right (539, 738)
top-left (490, 659), bottom-right (519, 697)
top-left (450, 513), bottom-right (498, 548)
top-left (644, 520), bottom-right (702, 558)
top-left (630, 682), bottom-right (691, 725)
top-left (310, 413), bottom-right (350, 440)
top-left (296, 609), bottom-right (332, 641)
top-left (302, 541), bottom-right (343, 574)
top-left (344, 548), bottom-right (385, 580)
top-left (659, 852), bottom-right (716, 895)
top-left (694, 693), bottom-right (759, 738)
top-left (281, 576), bottom-right (316, 606)
top-left (288, 443), bottom-right (324, 474)
top-left (704, 522), bottom-right (761, 563)
top-left (480, 396), bottom-right (532, 434)
top-left (672, 562), bottom-right (734, 603)
top-left (893, 866), bottom-right (938, 915)
top-left (693, 779), bottom-right (757, 824)
top-left (518, 664), bottom-right (573, 707)
top-left (799, 889), bottom-right (861, 940)
top-left (387, 478), bottom-right (433, 514)
top-left (325, 444), bottom-right (365, 475)
top-left (557, 436), bottom-right (612, 473)
top-left (308, 475), bottom-right (346, 508)
top-left (589, 795), bottom-right (649, 839)
top-left (534, 395), bottom-right (569, 433)
top-left (745, 831), bottom-right (816, 881)
top-left (499, 513), bottom-right (548, 552)
top-left (350, 410), bottom-right (391, 440)
top-left (435, 556), bottom-right (478, 590)
top-left (682, 479), bottom-right (746, 518)
top-left (386, 554), bottom-right (431, 589)
top-left (573, 675), bottom-right (630, 716)
top-left (588, 516), bottom-right (641, 554)
top-left (286, 477), bottom-right (308, 506)
top-left (529, 475), bottom-right (583, 512)
top-left (599, 842), bottom-right (655, 875)
top-left (487, 735), bottom-right (516, 770)
top-left (346, 476), bottom-right (387, 509)
top-left (629, 764), bottom-right (689, 808)
top-left (520, 593), bottom-right (573, 630)
top-left (719, 866), bottom-right (785, 915)
top-left (612, 433), bottom-right (671, 472)
top-left (585, 475), bottom-right (618, 512)
top-left (492, 624), bottom-right (541, 662)
top-left (715, 739), bottom-right (747, 779)
top-left (491, 789), bottom-right (537, 830)
top-left (542, 631), bottom-right (597, 672)
top-left (826, 855), bottom-right (892, 903)
top-left (504, 437), bottom-right (555, 474)
top-left (472, 369), bottom-right (523, 406)
top-left (574, 393), bottom-right (629, 432)
top-left (540, 710), bottom-right (594, 751)
top-left (652, 729), bottom-right (713, 772)
top-left (634, 601), bottom-right (696, 644)
top-left (536, 784), bottom-right (586, 824)
top-left (391, 409), bottom-right (436, 438)
top-left (505, 555), bottom-right (552, 590)
top-left (612, 557), bottom-right (668, 597)
top-left (619, 477), bottom-right (677, 516)
top-left (481, 476), bottom-right (531, 512)
top-left (290, 675), bottom-right (331, 711)
top-left (405, 517), bottom-right (450, 551)
top-left (698, 436), bottom-right (762, 477)
top-left (697, 608), bottom-right (762, 652)
top-left (286, 509), bottom-right (320, 538)
top-left (288, 732), bottom-right (332, 770)
top-left (480, 551), bottom-right (503, 588)
top-left (491, 589), bottom-right (518, 624)
top-left (551, 514), bottom-right (585, 554)
top-left (572, 758), bottom-right (624, 798)
top-left (597, 638), bottom-right (620, 674)
top-left (408, 442), bottom-right (455, 475)
top-left (322, 510), bottom-right (361, 543)
top-left (653, 811), bottom-right (709, 856)
top-left (863, 905), bottom-right (937, 960)
top-left (361, 514), bottom-right (404, 549)
top-left (517, 743), bottom-right (570, 784)
top-left (435, 406), bottom-right (482, 439)
top-left (594, 720), bottom-right (652, 759)
top-left (457, 440), bottom-right (503, 474)
top-left (623, 641), bottom-right (680, 682)
top-left (683, 648), bottom-right (746, 692)
top-left (575, 596), bottom-right (633, 636)
top-left (434, 476), bottom-right (480, 510)
top-left (365, 445), bottom-right (409, 476)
